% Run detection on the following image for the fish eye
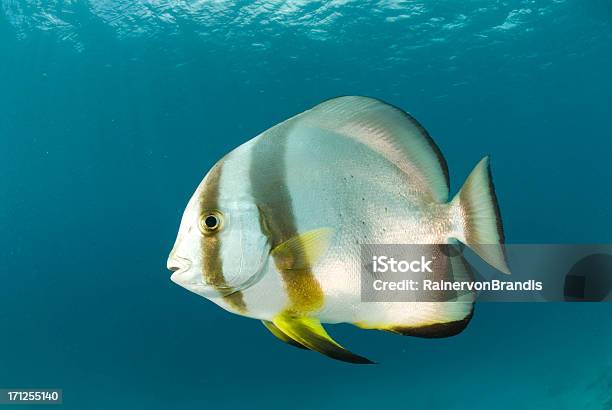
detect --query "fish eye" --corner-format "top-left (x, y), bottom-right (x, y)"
top-left (204, 215), bottom-right (218, 229)
top-left (199, 211), bottom-right (223, 234)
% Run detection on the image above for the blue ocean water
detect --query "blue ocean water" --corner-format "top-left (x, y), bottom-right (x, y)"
top-left (1, 1), bottom-right (612, 408)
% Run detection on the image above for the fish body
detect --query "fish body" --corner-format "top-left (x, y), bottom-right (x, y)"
top-left (168, 96), bottom-right (509, 363)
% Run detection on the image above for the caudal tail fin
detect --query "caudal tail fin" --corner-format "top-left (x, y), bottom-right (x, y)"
top-left (451, 156), bottom-right (511, 275)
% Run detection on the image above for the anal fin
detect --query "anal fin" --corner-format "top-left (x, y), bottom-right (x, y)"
top-left (357, 251), bottom-right (475, 338)
top-left (385, 311), bottom-right (473, 338)
top-left (272, 315), bottom-right (374, 364)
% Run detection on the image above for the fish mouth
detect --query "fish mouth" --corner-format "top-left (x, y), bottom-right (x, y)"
top-left (168, 253), bottom-right (268, 297)
top-left (168, 255), bottom-right (211, 294)
top-left (168, 263), bottom-right (240, 294)
top-left (167, 254), bottom-right (192, 273)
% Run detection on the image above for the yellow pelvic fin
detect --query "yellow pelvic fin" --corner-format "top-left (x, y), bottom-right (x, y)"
top-left (261, 320), bottom-right (307, 350)
top-left (271, 228), bottom-right (333, 271)
top-left (272, 315), bottom-right (375, 364)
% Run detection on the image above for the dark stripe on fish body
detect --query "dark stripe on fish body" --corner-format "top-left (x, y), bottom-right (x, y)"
top-left (199, 159), bottom-right (247, 313)
top-left (250, 123), bottom-right (325, 314)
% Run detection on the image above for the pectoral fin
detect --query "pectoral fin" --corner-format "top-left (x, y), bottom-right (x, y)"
top-left (272, 315), bottom-right (375, 364)
top-left (262, 320), bottom-right (307, 350)
top-left (271, 228), bottom-right (333, 271)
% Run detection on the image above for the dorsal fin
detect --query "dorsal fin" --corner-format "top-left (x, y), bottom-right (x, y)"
top-left (291, 96), bottom-right (450, 203)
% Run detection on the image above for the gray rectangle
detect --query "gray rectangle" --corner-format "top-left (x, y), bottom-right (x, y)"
top-left (0, 389), bottom-right (63, 405)
top-left (360, 244), bottom-right (612, 302)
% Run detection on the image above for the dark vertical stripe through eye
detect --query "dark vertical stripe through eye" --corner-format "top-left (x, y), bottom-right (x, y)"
top-left (200, 159), bottom-right (246, 312)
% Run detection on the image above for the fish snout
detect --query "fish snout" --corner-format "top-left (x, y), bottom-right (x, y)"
top-left (167, 254), bottom-right (192, 273)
